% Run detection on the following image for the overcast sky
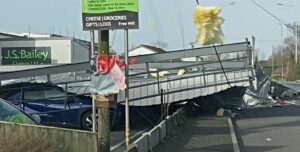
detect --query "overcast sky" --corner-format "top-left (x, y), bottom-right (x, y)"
top-left (1, 0), bottom-right (299, 59)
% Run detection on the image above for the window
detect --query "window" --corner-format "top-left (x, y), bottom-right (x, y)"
top-left (24, 89), bottom-right (44, 101)
top-left (44, 87), bottom-right (65, 100)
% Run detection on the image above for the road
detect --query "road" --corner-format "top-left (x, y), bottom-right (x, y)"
top-left (111, 130), bottom-right (143, 148)
top-left (153, 116), bottom-right (233, 152)
top-left (234, 105), bottom-right (300, 152)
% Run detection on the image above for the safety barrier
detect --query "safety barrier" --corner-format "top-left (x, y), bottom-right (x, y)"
top-left (125, 108), bottom-right (186, 152)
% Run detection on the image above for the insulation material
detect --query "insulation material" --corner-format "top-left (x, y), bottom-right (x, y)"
top-left (194, 5), bottom-right (224, 46)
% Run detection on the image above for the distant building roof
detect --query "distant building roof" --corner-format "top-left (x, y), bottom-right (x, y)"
top-left (0, 32), bottom-right (53, 38)
top-left (0, 32), bottom-right (25, 38)
top-left (130, 45), bottom-right (167, 54)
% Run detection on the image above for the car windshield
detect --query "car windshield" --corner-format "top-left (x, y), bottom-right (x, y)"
top-left (0, 99), bottom-right (36, 125)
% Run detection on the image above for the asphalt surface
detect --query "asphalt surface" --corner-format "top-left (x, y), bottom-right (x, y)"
top-left (153, 116), bottom-right (233, 152)
top-left (234, 105), bottom-right (300, 152)
top-left (111, 130), bottom-right (141, 146)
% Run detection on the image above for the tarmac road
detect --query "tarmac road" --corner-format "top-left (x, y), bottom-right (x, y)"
top-left (234, 105), bottom-right (300, 152)
top-left (153, 116), bottom-right (233, 152)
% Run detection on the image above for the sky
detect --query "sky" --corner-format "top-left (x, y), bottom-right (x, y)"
top-left (0, 0), bottom-right (299, 60)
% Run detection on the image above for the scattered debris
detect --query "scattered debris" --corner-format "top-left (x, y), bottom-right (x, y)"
top-left (216, 108), bottom-right (224, 117)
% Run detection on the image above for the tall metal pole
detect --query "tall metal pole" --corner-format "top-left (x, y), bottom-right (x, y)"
top-left (272, 45), bottom-right (274, 75)
top-left (276, 4), bottom-right (297, 64)
top-left (90, 31), bottom-right (96, 133)
top-left (281, 23), bottom-right (284, 80)
top-left (295, 22), bottom-right (298, 64)
top-left (124, 29), bottom-right (130, 147)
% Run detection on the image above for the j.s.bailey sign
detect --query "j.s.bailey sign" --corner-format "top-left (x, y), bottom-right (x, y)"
top-left (82, 0), bottom-right (139, 30)
top-left (1, 47), bottom-right (51, 65)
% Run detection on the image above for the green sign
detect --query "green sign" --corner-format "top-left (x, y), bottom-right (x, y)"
top-left (82, 0), bottom-right (139, 30)
top-left (1, 47), bottom-right (51, 65)
top-left (82, 0), bottom-right (138, 14)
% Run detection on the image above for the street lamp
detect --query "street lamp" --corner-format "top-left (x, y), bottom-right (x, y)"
top-left (276, 3), bottom-right (298, 64)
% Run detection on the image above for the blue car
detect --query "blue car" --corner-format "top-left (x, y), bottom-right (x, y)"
top-left (0, 82), bottom-right (122, 130)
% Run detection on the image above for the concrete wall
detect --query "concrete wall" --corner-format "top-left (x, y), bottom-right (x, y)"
top-left (0, 121), bottom-right (97, 152)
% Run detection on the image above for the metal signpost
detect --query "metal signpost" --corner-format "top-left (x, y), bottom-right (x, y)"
top-left (82, 0), bottom-right (139, 150)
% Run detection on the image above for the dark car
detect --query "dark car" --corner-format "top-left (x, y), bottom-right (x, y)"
top-left (0, 98), bottom-right (38, 125)
top-left (0, 82), bottom-right (122, 130)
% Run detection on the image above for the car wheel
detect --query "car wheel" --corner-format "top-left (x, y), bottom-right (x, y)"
top-left (81, 111), bottom-right (97, 131)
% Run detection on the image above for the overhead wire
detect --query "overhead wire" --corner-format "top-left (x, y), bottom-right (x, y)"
top-left (132, 107), bottom-right (156, 127)
top-left (173, 0), bottom-right (186, 49)
top-left (249, 0), bottom-right (295, 33)
top-left (144, 0), bottom-right (164, 42)
top-left (149, 0), bottom-right (164, 42)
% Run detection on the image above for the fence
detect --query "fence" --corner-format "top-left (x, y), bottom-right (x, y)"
top-left (0, 121), bottom-right (97, 152)
top-left (125, 108), bottom-right (186, 152)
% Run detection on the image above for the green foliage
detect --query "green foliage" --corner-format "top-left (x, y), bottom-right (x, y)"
top-left (272, 75), bottom-right (283, 80)
top-left (287, 63), bottom-right (300, 81)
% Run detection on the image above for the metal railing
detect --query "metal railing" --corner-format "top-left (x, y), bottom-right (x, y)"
top-left (125, 108), bottom-right (186, 152)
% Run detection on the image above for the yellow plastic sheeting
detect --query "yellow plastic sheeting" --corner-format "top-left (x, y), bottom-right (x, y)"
top-left (177, 69), bottom-right (186, 76)
top-left (194, 5), bottom-right (224, 46)
top-left (216, 108), bottom-right (225, 117)
top-left (151, 71), bottom-right (169, 77)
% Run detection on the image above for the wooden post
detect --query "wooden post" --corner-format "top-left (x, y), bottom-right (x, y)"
top-left (94, 95), bottom-right (117, 152)
top-left (97, 30), bottom-right (110, 152)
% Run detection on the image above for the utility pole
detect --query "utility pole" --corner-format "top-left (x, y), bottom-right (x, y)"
top-left (280, 23), bottom-right (284, 80)
top-left (96, 30), bottom-right (111, 152)
top-left (276, 3), bottom-right (297, 64)
top-left (295, 22), bottom-right (298, 64)
top-left (272, 45), bottom-right (274, 75)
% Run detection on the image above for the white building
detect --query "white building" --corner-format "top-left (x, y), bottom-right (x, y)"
top-left (0, 32), bottom-right (90, 72)
top-left (129, 45), bottom-right (166, 56)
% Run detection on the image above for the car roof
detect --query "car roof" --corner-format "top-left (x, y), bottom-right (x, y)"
top-left (0, 82), bottom-right (64, 99)
top-left (0, 82), bottom-right (61, 91)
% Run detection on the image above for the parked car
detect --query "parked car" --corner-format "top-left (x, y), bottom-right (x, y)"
top-left (0, 98), bottom-right (38, 125)
top-left (0, 82), bottom-right (122, 130)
